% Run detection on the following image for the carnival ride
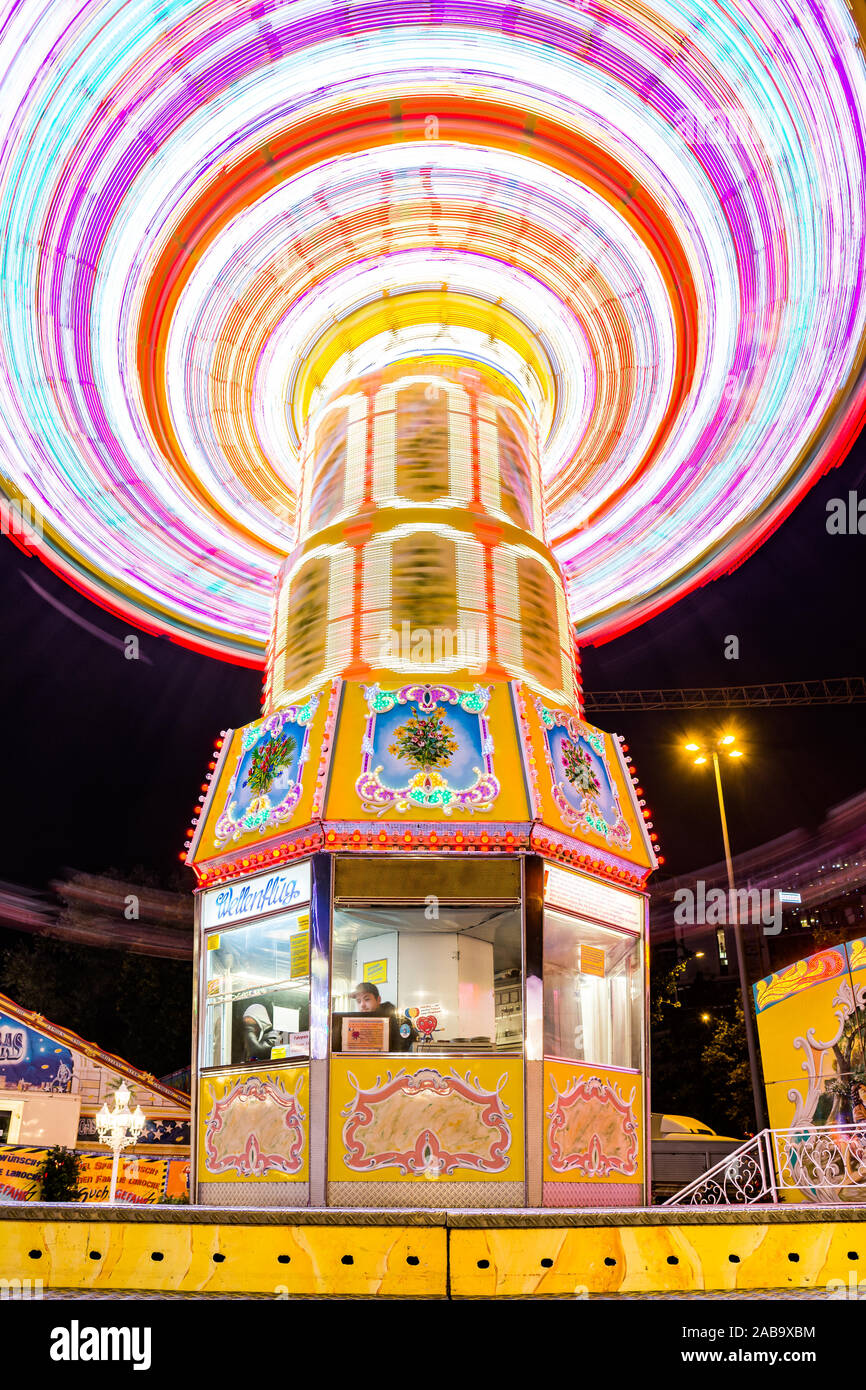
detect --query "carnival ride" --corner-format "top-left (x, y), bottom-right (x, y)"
top-left (1, 0), bottom-right (866, 1268)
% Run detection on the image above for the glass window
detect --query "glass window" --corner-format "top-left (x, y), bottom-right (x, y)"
top-left (331, 904), bottom-right (521, 1053)
top-left (544, 910), bottom-right (641, 1069)
top-left (202, 909), bottom-right (311, 1069)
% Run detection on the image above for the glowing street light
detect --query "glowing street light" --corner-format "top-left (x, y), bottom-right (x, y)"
top-left (95, 1082), bottom-right (146, 1204)
top-left (683, 732), bottom-right (766, 1131)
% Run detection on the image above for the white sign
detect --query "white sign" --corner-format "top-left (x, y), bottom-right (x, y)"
top-left (202, 861), bottom-right (311, 930)
top-left (544, 864), bottom-right (643, 933)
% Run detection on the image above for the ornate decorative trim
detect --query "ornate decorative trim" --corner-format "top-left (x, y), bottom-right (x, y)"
top-left (340, 1067), bottom-right (513, 1176)
top-left (214, 696), bottom-right (320, 846)
top-left (203, 1075), bottom-right (306, 1178)
top-left (546, 1073), bottom-right (639, 1177)
top-left (356, 683), bottom-right (499, 816)
top-left (535, 700), bottom-right (631, 849)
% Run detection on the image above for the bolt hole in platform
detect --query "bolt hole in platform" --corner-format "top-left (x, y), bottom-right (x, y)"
top-left (729, 1255), bottom-right (740, 1264)
top-left (477, 1259), bottom-right (490, 1269)
top-left (603, 1257), bottom-right (617, 1267)
top-left (88, 1251), bottom-right (101, 1261)
top-left (341, 1255), bottom-right (354, 1265)
top-left (666, 1256), bottom-right (679, 1266)
top-left (849, 1252), bottom-right (860, 1261)
top-left (406, 1256), bottom-right (420, 1266)
top-left (212, 1253), bottom-right (226, 1264)
top-left (277, 1255), bottom-right (291, 1264)
top-left (151, 1252), bottom-right (164, 1262)
top-left (540, 1258), bottom-right (554, 1268)
top-left (788, 1253), bottom-right (800, 1263)
top-left (28, 1251), bottom-right (41, 1260)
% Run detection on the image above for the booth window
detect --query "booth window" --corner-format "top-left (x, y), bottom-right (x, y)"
top-left (202, 909), bottom-right (311, 1069)
top-left (543, 910), bottom-right (641, 1070)
top-left (331, 904), bottom-right (522, 1053)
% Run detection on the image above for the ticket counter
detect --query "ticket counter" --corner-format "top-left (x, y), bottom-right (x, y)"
top-left (193, 854), bottom-right (647, 1208)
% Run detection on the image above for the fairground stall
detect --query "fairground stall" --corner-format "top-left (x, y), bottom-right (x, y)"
top-left (186, 361), bottom-right (656, 1208)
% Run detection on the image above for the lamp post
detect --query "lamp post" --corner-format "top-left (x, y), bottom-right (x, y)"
top-left (684, 733), bottom-right (767, 1132)
top-left (95, 1082), bottom-right (146, 1204)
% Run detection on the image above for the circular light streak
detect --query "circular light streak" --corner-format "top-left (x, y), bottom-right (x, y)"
top-left (1, 0), bottom-right (865, 663)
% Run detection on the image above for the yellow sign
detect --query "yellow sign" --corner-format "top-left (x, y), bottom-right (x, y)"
top-left (363, 958), bottom-right (387, 985)
top-left (0, 1148), bottom-right (189, 1204)
top-left (290, 927), bottom-right (310, 979)
top-left (580, 944), bottom-right (605, 978)
top-left (207, 936), bottom-right (220, 950)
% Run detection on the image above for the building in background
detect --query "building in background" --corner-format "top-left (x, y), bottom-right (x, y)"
top-left (651, 789), bottom-right (866, 998)
top-left (0, 991), bottom-right (189, 1203)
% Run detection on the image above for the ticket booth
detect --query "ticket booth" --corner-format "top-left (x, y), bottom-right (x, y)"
top-left (186, 360), bottom-right (655, 1209)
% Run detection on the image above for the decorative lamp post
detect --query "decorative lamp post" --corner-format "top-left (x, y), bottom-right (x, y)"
top-left (684, 733), bottom-right (767, 1131)
top-left (95, 1083), bottom-right (146, 1204)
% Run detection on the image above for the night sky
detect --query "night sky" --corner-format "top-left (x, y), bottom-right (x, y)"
top-left (1, 434), bottom-right (865, 891)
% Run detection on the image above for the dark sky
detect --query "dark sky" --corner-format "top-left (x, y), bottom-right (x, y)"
top-left (1, 437), bottom-right (864, 889)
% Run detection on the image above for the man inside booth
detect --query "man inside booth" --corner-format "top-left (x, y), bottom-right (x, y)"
top-left (331, 982), bottom-right (416, 1052)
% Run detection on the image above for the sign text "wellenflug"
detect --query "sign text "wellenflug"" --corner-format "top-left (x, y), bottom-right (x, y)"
top-left (201, 862), bottom-right (311, 929)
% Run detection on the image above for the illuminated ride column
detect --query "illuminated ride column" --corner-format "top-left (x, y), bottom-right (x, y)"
top-left (187, 358), bottom-right (656, 1211)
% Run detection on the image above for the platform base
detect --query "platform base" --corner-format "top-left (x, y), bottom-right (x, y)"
top-left (1, 1204), bottom-right (864, 1298)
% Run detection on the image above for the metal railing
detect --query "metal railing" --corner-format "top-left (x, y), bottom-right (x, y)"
top-left (662, 1123), bottom-right (866, 1206)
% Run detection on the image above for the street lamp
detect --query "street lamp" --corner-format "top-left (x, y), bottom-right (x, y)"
top-left (684, 732), bottom-right (767, 1132)
top-left (95, 1082), bottom-right (146, 1204)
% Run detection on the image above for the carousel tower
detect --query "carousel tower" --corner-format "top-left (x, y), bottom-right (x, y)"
top-left (187, 350), bottom-right (655, 1210)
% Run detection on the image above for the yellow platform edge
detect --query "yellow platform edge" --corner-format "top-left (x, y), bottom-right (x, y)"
top-left (2, 1209), bottom-right (865, 1297)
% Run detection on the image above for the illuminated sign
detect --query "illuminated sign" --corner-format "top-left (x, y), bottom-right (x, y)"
top-left (201, 862), bottom-right (311, 930)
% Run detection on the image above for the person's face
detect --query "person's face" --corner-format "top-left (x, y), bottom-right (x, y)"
top-left (355, 991), bottom-right (378, 1012)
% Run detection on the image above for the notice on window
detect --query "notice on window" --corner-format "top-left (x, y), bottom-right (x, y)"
top-left (363, 958), bottom-right (388, 986)
top-left (580, 944), bottom-right (605, 977)
top-left (290, 921), bottom-right (310, 979)
top-left (272, 1005), bottom-right (300, 1034)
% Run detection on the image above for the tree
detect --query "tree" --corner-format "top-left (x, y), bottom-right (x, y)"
top-left (388, 705), bottom-right (458, 772)
top-left (247, 730), bottom-right (297, 797)
top-left (700, 1002), bottom-right (754, 1136)
top-left (650, 958), bottom-right (686, 1027)
top-left (38, 1146), bottom-right (82, 1202)
top-left (0, 930), bottom-right (192, 1080)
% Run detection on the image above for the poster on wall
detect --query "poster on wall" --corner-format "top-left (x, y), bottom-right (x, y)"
top-left (0, 1016), bottom-right (74, 1092)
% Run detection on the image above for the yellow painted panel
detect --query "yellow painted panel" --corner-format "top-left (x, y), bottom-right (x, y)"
top-left (329, 1055), bottom-right (524, 1182)
top-left (324, 681), bottom-right (530, 823)
top-left (543, 1059), bottom-right (643, 1185)
top-left (2, 1216), bottom-right (862, 1297)
top-left (199, 1066), bottom-right (308, 1183)
top-left (518, 687), bottom-right (653, 870)
top-left (0, 1221), bottom-right (446, 1297)
top-left (449, 1221), bottom-right (866, 1297)
top-left (191, 682), bottom-right (334, 864)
